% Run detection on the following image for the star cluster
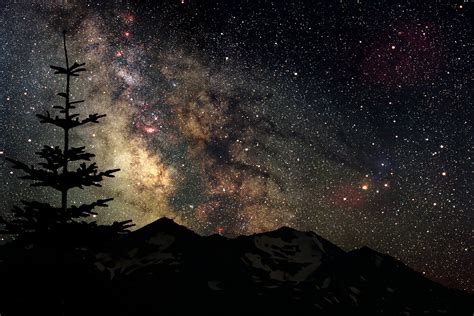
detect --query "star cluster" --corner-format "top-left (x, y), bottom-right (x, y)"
top-left (0, 1), bottom-right (472, 292)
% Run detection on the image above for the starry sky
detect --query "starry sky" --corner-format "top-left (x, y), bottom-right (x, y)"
top-left (0, 0), bottom-right (472, 292)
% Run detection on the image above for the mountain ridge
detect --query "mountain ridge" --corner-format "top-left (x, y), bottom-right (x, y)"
top-left (1, 217), bottom-right (472, 316)
top-left (92, 217), bottom-right (473, 315)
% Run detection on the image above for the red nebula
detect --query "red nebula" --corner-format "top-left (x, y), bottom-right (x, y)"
top-left (123, 31), bottom-right (131, 38)
top-left (115, 50), bottom-right (124, 57)
top-left (361, 22), bottom-right (443, 88)
top-left (122, 12), bottom-right (135, 24)
top-left (144, 126), bottom-right (157, 134)
top-left (134, 122), bottom-right (158, 134)
top-left (326, 184), bottom-right (366, 209)
top-left (216, 227), bottom-right (225, 235)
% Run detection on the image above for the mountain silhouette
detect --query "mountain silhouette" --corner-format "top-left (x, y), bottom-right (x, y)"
top-left (1, 217), bottom-right (473, 315)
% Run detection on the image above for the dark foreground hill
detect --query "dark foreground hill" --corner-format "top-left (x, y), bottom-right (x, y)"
top-left (0, 218), bottom-right (472, 315)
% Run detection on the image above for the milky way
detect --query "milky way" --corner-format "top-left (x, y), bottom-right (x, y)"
top-left (0, 1), bottom-right (472, 292)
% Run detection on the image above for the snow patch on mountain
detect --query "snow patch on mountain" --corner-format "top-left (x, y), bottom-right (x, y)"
top-left (95, 233), bottom-right (178, 279)
top-left (242, 231), bottom-right (328, 282)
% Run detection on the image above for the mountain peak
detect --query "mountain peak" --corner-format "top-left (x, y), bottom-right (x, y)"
top-left (139, 217), bottom-right (185, 231)
top-left (121, 217), bottom-right (197, 246)
top-left (149, 216), bottom-right (179, 227)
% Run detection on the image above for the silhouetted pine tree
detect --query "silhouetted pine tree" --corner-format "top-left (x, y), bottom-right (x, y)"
top-left (0, 31), bottom-right (133, 242)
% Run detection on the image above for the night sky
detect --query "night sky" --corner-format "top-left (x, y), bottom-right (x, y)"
top-left (0, 0), bottom-right (472, 292)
